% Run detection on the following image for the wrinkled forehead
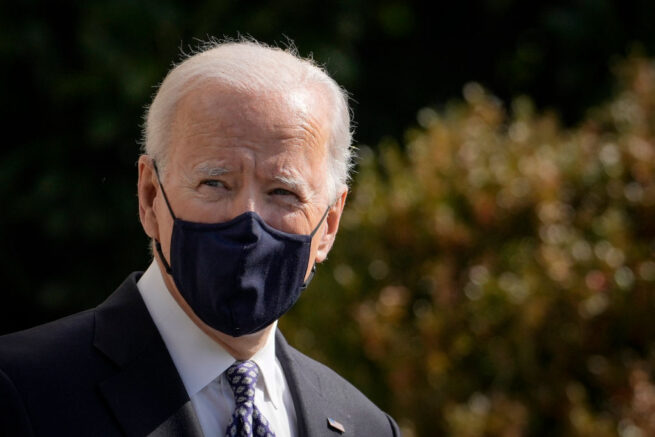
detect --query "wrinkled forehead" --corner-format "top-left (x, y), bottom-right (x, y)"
top-left (168, 81), bottom-right (332, 158)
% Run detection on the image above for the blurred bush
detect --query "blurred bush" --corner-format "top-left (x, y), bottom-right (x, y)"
top-left (281, 56), bottom-right (655, 436)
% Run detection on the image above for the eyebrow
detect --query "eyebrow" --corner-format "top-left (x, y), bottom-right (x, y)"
top-left (273, 175), bottom-right (308, 193)
top-left (194, 165), bottom-right (231, 177)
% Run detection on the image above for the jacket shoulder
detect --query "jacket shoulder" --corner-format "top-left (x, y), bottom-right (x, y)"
top-left (0, 309), bottom-right (97, 374)
top-left (0, 272), bottom-right (144, 376)
top-left (284, 342), bottom-right (369, 400)
top-left (0, 274), bottom-right (145, 436)
top-left (276, 331), bottom-right (400, 436)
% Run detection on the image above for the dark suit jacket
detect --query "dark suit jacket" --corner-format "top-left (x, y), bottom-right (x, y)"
top-left (0, 273), bottom-right (399, 437)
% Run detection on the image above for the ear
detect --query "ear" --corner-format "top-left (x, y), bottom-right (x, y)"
top-left (137, 155), bottom-right (161, 241)
top-left (314, 188), bottom-right (348, 263)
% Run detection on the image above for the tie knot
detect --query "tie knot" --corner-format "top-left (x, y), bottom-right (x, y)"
top-left (226, 360), bottom-right (259, 405)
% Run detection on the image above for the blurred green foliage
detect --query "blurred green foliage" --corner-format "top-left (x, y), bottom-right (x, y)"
top-left (281, 56), bottom-right (655, 436)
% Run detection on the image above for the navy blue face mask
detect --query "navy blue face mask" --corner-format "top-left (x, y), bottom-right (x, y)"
top-left (152, 163), bottom-right (329, 337)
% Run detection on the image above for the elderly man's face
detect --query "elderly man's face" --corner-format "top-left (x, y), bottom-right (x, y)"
top-left (138, 83), bottom-right (346, 292)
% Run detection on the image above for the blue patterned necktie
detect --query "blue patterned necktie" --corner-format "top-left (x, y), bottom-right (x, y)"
top-left (225, 360), bottom-right (276, 437)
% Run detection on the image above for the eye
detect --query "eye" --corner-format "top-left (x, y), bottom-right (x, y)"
top-left (269, 188), bottom-right (297, 197)
top-left (201, 179), bottom-right (227, 189)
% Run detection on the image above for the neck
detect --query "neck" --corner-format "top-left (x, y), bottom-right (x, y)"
top-left (155, 257), bottom-right (273, 360)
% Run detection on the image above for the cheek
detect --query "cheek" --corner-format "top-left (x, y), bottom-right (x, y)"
top-left (263, 209), bottom-right (315, 235)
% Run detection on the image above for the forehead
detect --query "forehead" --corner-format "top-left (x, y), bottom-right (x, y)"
top-left (168, 82), bottom-right (331, 163)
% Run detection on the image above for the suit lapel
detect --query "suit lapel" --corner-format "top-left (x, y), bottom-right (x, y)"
top-left (93, 273), bottom-right (204, 437)
top-left (276, 331), bottom-right (353, 437)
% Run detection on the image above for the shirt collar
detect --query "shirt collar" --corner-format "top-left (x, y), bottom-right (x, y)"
top-left (136, 261), bottom-right (280, 407)
top-left (248, 318), bottom-right (283, 409)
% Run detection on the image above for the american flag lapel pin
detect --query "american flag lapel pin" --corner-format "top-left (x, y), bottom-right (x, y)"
top-left (327, 417), bottom-right (345, 434)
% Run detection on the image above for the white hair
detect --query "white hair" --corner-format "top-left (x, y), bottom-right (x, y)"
top-left (141, 39), bottom-right (354, 200)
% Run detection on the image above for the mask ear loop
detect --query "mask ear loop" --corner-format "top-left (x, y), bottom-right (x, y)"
top-left (309, 205), bottom-right (331, 238)
top-left (152, 161), bottom-right (177, 220)
top-left (152, 161), bottom-right (176, 274)
top-left (301, 204), bottom-right (333, 290)
top-left (300, 265), bottom-right (317, 290)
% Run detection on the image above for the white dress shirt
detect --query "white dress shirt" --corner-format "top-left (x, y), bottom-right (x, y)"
top-left (137, 261), bottom-right (297, 437)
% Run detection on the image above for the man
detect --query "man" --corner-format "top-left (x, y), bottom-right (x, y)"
top-left (0, 40), bottom-right (399, 436)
